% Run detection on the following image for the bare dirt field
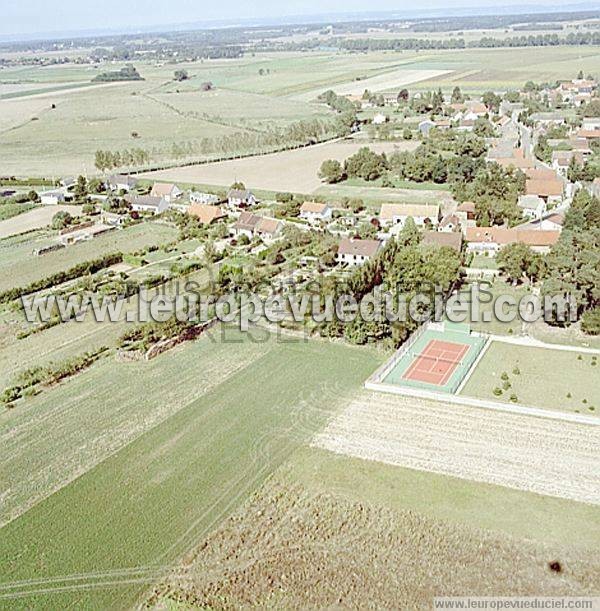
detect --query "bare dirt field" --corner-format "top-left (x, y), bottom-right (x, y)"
top-left (147, 478), bottom-right (599, 609)
top-left (0, 205), bottom-right (82, 239)
top-left (292, 68), bottom-right (453, 101)
top-left (140, 138), bottom-right (419, 193)
top-left (313, 392), bottom-right (600, 504)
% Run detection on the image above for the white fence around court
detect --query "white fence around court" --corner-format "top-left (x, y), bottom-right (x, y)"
top-left (369, 322), bottom-right (428, 384)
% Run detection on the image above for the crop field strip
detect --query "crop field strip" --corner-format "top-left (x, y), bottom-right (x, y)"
top-left (2, 46), bottom-right (599, 177)
top-left (0, 222), bottom-right (178, 292)
top-left (313, 391), bottom-right (600, 504)
top-left (0, 268), bottom-right (211, 391)
top-left (141, 139), bottom-right (419, 194)
top-left (0, 331), bottom-right (381, 608)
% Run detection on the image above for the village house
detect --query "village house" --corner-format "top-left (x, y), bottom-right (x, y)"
top-left (422, 230), bottom-right (463, 253)
top-left (231, 212), bottom-right (282, 241)
top-left (499, 100), bottom-right (524, 118)
top-left (227, 189), bottom-right (257, 209)
top-left (434, 119), bottom-right (451, 130)
top-left (525, 175), bottom-right (564, 205)
top-left (582, 118), bottom-right (600, 131)
top-left (125, 195), bottom-right (168, 215)
top-left (190, 191), bottom-right (220, 205)
top-left (299, 201), bottom-right (332, 223)
top-left (447, 102), bottom-right (467, 114)
top-left (455, 202), bottom-right (477, 233)
top-left (457, 119), bottom-right (475, 132)
top-left (438, 213), bottom-right (461, 233)
top-left (517, 194), bottom-right (546, 220)
top-left (379, 203), bottom-right (440, 229)
top-left (382, 92), bottom-right (399, 106)
top-left (188, 204), bottom-right (227, 225)
top-left (551, 150), bottom-right (576, 176)
top-left (456, 201), bottom-right (476, 222)
top-left (254, 216), bottom-right (283, 240)
top-left (556, 79), bottom-right (597, 105)
top-left (106, 174), bottom-right (137, 193)
top-left (529, 111), bottom-right (567, 127)
top-left (40, 188), bottom-right (73, 205)
top-left (372, 113), bottom-right (387, 125)
top-left (336, 238), bottom-right (381, 266)
top-left (465, 227), bottom-right (560, 256)
top-left (492, 147), bottom-right (536, 170)
top-left (519, 212), bottom-right (565, 232)
top-left (150, 182), bottom-right (182, 203)
top-left (570, 136), bottom-right (593, 158)
top-left (575, 128), bottom-right (600, 151)
top-left (100, 211), bottom-right (127, 227)
top-left (465, 101), bottom-right (488, 117)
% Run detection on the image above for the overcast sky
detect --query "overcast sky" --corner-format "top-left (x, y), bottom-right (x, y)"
top-left (1, 0), bottom-right (582, 37)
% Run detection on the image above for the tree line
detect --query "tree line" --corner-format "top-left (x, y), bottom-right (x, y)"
top-left (95, 116), bottom-right (346, 171)
top-left (337, 31), bottom-right (600, 52)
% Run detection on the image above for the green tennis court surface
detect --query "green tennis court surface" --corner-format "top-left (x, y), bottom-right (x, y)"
top-left (382, 323), bottom-right (487, 394)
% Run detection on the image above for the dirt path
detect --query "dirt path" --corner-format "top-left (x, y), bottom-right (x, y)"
top-left (314, 391), bottom-right (600, 504)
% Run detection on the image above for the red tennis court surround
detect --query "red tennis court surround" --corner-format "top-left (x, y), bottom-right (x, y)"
top-left (402, 339), bottom-right (470, 386)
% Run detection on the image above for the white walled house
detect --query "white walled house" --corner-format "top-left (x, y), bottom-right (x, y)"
top-left (150, 182), bottom-right (182, 203)
top-left (299, 201), bottom-right (332, 223)
top-left (125, 195), bottom-right (168, 215)
top-left (517, 194), bottom-right (546, 220)
top-left (190, 191), bottom-right (220, 205)
top-left (227, 189), bottom-right (257, 209)
top-left (379, 203), bottom-right (440, 229)
top-left (336, 238), bottom-right (381, 266)
top-left (466, 227), bottom-right (560, 256)
top-left (231, 212), bottom-right (282, 241)
top-left (106, 174), bottom-right (138, 193)
top-left (40, 190), bottom-right (66, 205)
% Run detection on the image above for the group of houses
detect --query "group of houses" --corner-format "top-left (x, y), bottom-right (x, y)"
top-left (418, 100), bottom-right (490, 135)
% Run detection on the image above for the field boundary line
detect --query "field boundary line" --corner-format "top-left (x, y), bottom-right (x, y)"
top-left (490, 333), bottom-right (600, 355)
top-left (455, 337), bottom-right (491, 395)
top-left (364, 380), bottom-right (600, 427)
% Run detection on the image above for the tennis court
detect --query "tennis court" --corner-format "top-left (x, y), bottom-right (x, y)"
top-left (403, 339), bottom-right (470, 386)
top-left (381, 323), bottom-right (487, 394)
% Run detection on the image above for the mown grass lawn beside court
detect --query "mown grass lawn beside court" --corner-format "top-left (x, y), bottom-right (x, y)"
top-left (460, 340), bottom-right (600, 414)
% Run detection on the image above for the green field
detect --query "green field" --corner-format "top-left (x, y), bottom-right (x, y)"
top-left (2, 46), bottom-right (598, 177)
top-left (286, 446), bottom-right (600, 550)
top-left (0, 203), bottom-right (37, 221)
top-left (403, 46), bottom-right (600, 94)
top-left (0, 329), bottom-right (381, 608)
top-left (315, 182), bottom-right (453, 207)
top-left (461, 340), bottom-right (600, 413)
top-left (0, 222), bottom-right (178, 292)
